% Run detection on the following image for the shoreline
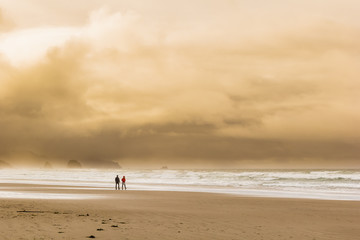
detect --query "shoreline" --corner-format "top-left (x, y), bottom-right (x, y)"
top-left (1, 168), bottom-right (359, 201)
top-left (0, 186), bottom-right (359, 239)
top-left (0, 182), bottom-right (359, 201)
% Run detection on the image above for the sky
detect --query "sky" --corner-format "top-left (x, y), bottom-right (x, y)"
top-left (0, 0), bottom-right (359, 168)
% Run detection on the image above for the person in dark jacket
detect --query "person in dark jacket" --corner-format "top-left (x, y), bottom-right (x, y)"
top-left (115, 175), bottom-right (120, 190)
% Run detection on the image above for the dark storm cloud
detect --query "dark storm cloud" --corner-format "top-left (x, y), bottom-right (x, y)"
top-left (0, 2), bottom-right (359, 168)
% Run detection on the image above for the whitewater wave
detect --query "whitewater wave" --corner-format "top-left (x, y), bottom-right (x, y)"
top-left (0, 169), bottom-right (359, 200)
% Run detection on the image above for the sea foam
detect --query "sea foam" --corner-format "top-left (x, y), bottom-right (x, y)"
top-left (0, 169), bottom-right (359, 200)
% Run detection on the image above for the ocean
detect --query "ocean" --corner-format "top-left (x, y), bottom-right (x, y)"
top-left (0, 169), bottom-right (359, 200)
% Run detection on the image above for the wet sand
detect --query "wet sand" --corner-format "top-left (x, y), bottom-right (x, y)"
top-left (0, 183), bottom-right (359, 240)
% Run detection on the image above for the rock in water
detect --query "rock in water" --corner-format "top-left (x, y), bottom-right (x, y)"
top-left (0, 160), bottom-right (11, 169)
top-left (87, 160), bottom-right (122, 169)
top-left (67, 160), bottom-right (82, 168)
top-left (44, 161), bottom-right (52, 169)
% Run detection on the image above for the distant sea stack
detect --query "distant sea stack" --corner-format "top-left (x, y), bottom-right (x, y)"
top-left (103, 161), bottom-right (122, 169)
top-left (84, 160), bottom-right (122, 169)
top-left (105, 161), bottom-right (122, 169)
top-left (67, 160), bottom-right (82, 169)
top-left (44, 161), bottom-right (52, 169)
top-left (0, 160), bottom-right (11, 169)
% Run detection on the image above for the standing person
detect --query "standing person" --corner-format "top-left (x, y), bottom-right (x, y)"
top-left (121, 176), bottom-right (127, 190)
top-left (115, 175), bottom-right (120, 190)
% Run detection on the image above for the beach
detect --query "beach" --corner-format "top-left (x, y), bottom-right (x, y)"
top-left (0, 183), bottom-right (359, 240)
top-left (1, 1), bottom-right (359, 239)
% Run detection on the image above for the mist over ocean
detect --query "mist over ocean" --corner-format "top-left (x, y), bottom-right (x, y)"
top-left (1, 168), bottom-right (359, 201)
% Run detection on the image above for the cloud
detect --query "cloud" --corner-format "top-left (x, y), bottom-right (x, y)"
top-left (0, 8), bottom-right (14, 31)
top-left (0, 6), bottom-right (359, 167)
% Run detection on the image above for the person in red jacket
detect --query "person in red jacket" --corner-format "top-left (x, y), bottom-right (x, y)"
top-left (121, 176), bottom-right (127, 190)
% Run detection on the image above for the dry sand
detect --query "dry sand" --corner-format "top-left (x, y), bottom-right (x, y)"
top-left (0, 183), bottom-right (359, 240)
